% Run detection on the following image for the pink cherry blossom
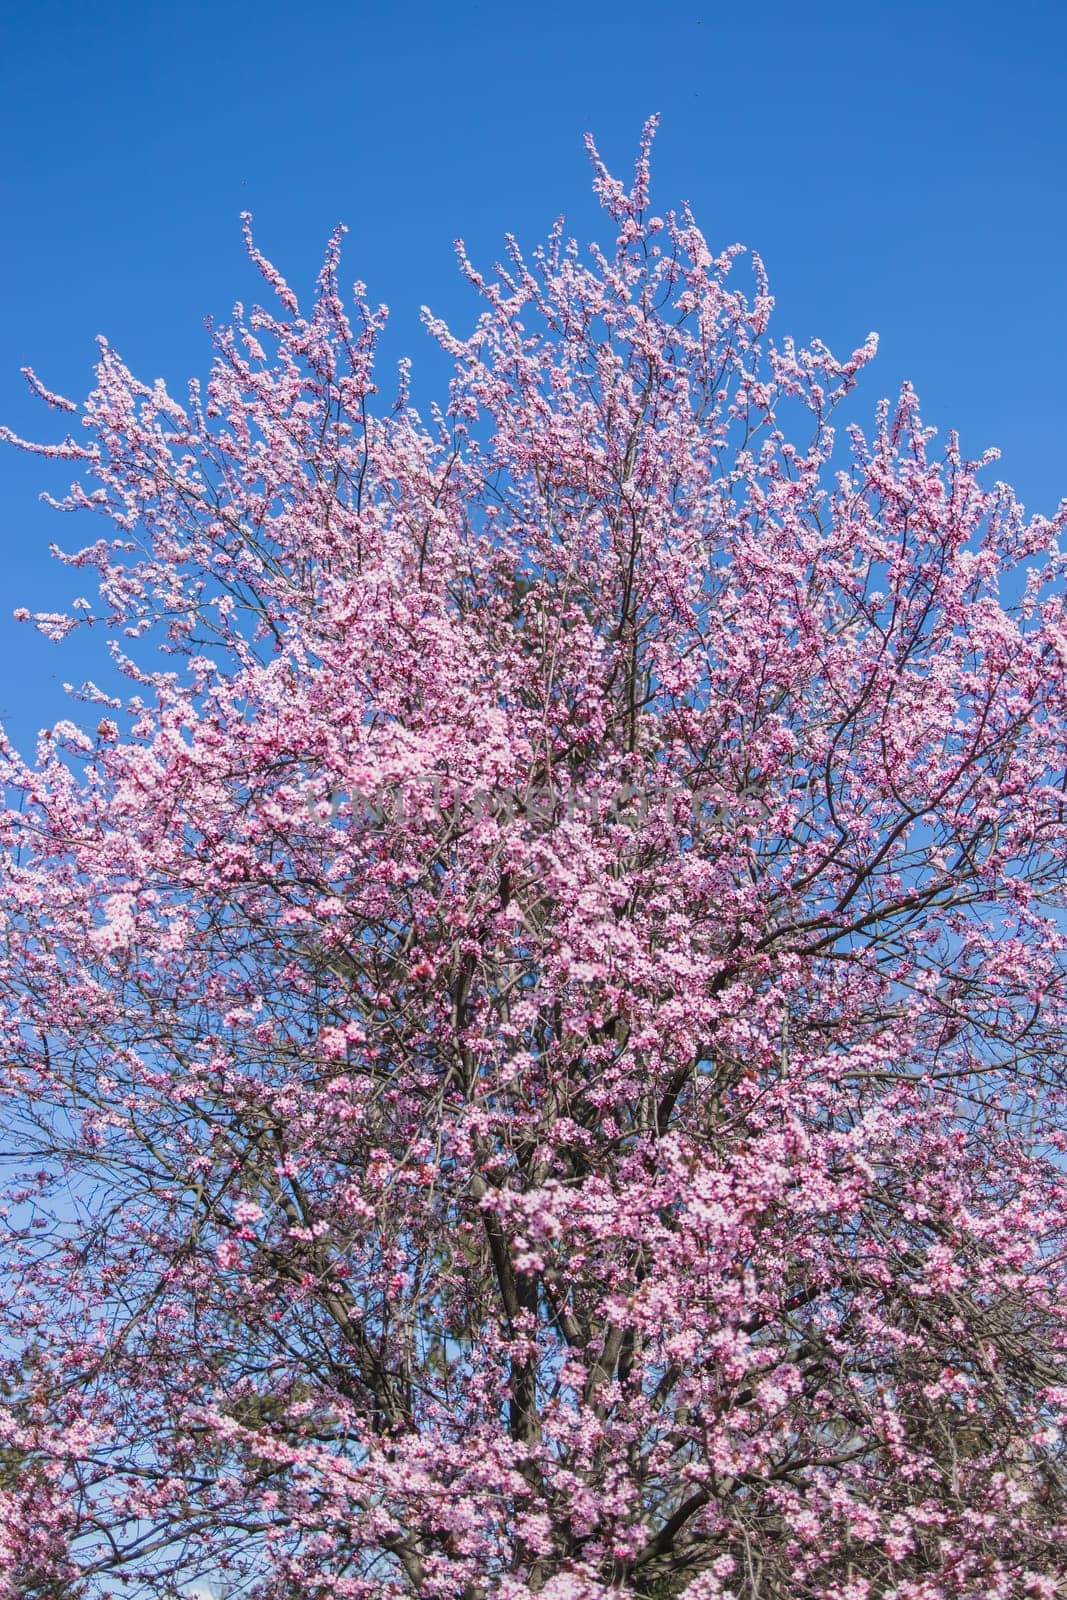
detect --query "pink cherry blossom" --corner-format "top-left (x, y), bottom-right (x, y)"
top-left (1, 120), bottom-right (1066, 1597)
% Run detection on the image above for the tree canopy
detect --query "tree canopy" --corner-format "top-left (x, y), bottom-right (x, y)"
top-left (1, 123), bottom-right (1066, 1599)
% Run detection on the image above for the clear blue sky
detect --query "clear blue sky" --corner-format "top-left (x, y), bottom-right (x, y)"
top-left (2, 0), bottom-right (1066, 755)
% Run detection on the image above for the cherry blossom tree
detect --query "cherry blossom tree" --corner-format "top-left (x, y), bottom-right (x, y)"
top-left (2, 121), bottom-right (1067, 1599)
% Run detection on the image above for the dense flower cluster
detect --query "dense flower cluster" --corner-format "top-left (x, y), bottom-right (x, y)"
top-left (1, 123), bottom-right (1066, 1598)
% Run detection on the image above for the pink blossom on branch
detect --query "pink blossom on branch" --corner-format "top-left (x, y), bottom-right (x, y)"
top-left (1, 120), bottom-right (1067, 1598)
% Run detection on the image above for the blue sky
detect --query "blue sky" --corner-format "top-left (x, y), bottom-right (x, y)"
top-left (2, 0), bottom-right (1066, 755)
